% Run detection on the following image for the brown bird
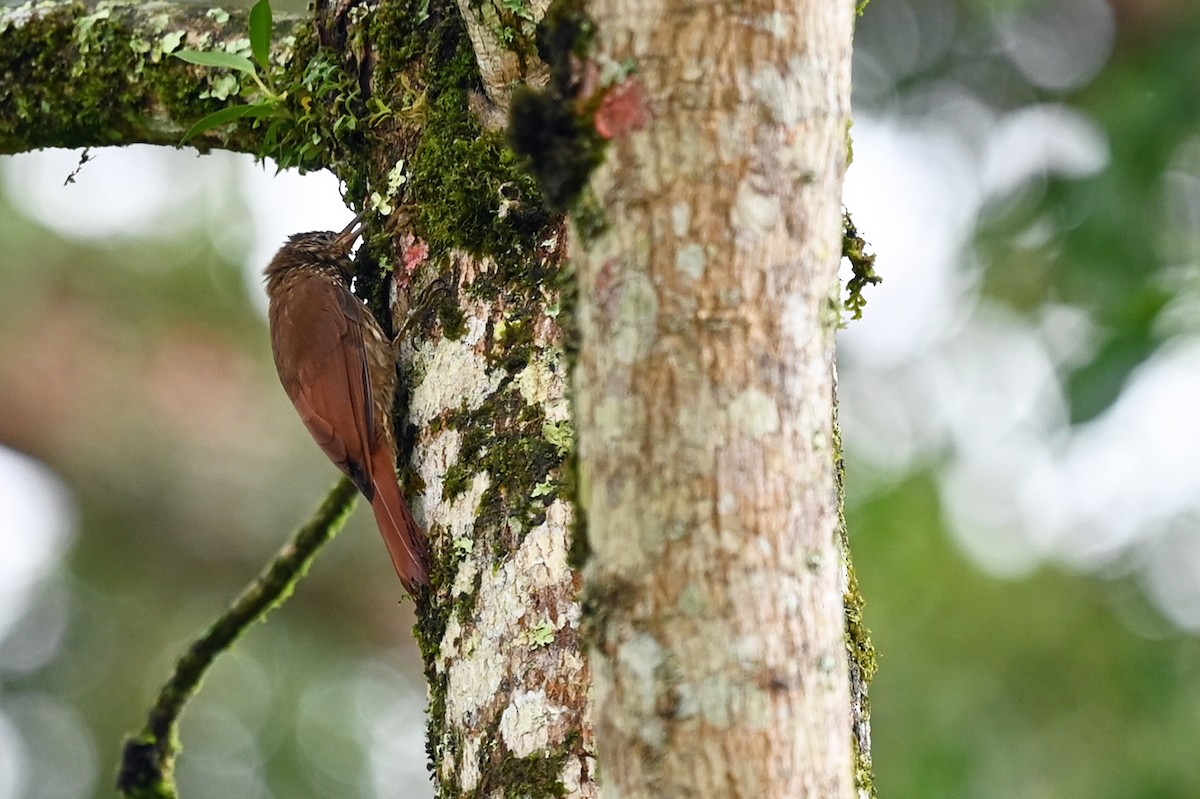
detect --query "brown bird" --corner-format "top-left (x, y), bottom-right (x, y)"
top-left (264, 215), bottom-right (429, 597)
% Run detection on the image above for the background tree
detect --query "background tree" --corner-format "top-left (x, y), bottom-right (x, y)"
top-left (0, 0), bottom-right (866, 796)
top-left (843, 1), bottom-right (1200, 796)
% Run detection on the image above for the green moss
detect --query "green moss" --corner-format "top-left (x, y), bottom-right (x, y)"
top-left (0, 2), bottom-right (301, 155)
top-left (494, 749), bottom-right (571, 799)
top-left (361, 0), bottom-right (549, 261)
top-left (842, 210), bottom-right (880, 322)
top-left (537, 0), bottom-right (593, 94)
top-left (116, 732), bottom-right (178, 799)
top-left (411, 91), bottom-right (547, 256)
top-left (438, 295), bottom-right (469, 340)
top-left (563, 447), bottom-right (590, 570)
top-left (504, 0), bottom-right (604, 212)
top-left (439, 388), bottom-right (561, 552)
top-left (833, 408), bottom-right (878, 798)
top-left (543, 232), bottom-right (588, 573)
top-left (461, 719), bottom-right (580, 799)
top-left (2, 3), bottom-right (175, 150)
top-left (508, 86), bottom-right (603, 213)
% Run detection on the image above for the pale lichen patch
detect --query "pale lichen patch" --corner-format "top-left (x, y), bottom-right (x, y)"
top-left (413, 426), bottom-right (463, 512)
top-left (671, 200), bottom-right (691, 237)
top-left (154, 29), bottom-right (185, 62)
top-left (612, 270), bottom-right (658, 365)
top-left (731, 180), bottom-right (781, 240)
top-left (741, 682), bottom-right (775, 729)
top-left (199, 71), bottom-right (240, 100)
top-left (717, 490), bottom-right (738, 516)
top-left (542, 419), bottom-right (574, 455)
top-left (617, 631), bottom-right (667, 746)
top-left (677, 583), bottom-right (708, 617)
top-left (385, 158), bottom-right (409, 197)
top-left (675, 242), bottom-right (706, 280)
top-left (749, 63), bottom-right (801, 127)
top-left (584, 471), bottom-right (654, 568)
top-left (759, 10), bottom-right (791, 39)
top-left (408, 315), bottom-right (501, 423)
top-left (499, 688), bottom-right (565, 757)
top-left (222, 34), bottom-right (250, 55)
top-left (513, 500), bottom-right (572, 590)
top-left (728, 388), bottom-right (781, 438)
top-left (697, 672), bottom-right (732, 728)
top-left (592, 394), bottom-right (641, 442)
top-left (446, 474), bottom-right (489, 597)
top-left (515, 346), bottom-right (569, 422)
top-left (444, 623), bottom-right (505, 722)
top-left (779, 291), bottom-right (814, 349)
top-left (459, 734), bottom-right (482, 792)
top-left (560, 755), bottom-right (590, 795)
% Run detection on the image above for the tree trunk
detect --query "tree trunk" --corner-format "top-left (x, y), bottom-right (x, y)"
top-left (572, 0), bottom-right (857, 795)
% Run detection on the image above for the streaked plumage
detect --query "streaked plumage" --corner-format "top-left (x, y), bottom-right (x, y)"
top-left (264, 218), bottom-right (428, 596)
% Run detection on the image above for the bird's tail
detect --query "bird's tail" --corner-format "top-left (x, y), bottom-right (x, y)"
top-left (369, 448), bottom-right (430, 598)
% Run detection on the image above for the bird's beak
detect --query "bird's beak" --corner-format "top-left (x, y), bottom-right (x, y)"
top-left (333, 212), bottom-right (366, 252)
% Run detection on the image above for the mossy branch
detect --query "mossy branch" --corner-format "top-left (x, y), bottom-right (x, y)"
top-left (833, 386), bottom-right (877, 798)
top-left (0, 0), bottom-right (305, 154)
top-left (115, 477), bottom-right (358, 799)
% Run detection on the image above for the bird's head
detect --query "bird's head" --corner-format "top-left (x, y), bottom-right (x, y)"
top-left (263, 214), bottom-right (364, 286)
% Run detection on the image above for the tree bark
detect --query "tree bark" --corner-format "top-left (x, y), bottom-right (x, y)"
top-left (572, 0), bottom-right (857, 794)
top-left (406, 243), bottom-right (597, 797)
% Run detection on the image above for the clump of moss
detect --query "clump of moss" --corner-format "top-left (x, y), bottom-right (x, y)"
top-left (506, 0), bottom-right (604, 212)
top-left (0, 4), bottom-right (221, 151)
top-left (843, 211), bottom-right (880, 321)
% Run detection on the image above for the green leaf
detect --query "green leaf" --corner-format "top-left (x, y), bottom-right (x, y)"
top-left (179, 103), bottom-right (277, 144)
top-left (249, 0), bottom-right (273, 72)
top-left (173, 49), bottom-right (257, 75)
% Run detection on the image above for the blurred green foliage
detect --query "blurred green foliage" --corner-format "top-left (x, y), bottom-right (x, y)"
top-left (850, 0), bottom-right (1200, 796)
top-left (852, 476), bottom-right (1200, 798)
top-left (971, 5), bottom-right (1200, 422)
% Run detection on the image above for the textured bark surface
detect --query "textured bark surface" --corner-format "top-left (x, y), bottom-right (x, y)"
top-left (453, 0), bottom-right (551, 111)
top-left (574, 0), bottom-right (857, 794)
top-left (403, 249), bottom-right (597, 796)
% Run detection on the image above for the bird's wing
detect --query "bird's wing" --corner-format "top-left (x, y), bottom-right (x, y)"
top-left (272, 276), bottom-right (378, 499)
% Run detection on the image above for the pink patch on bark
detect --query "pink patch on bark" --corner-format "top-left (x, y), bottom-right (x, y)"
top-left (401, 234), bottom-right (429, 274)
top-left (594, 79), bottom-right (649, 139)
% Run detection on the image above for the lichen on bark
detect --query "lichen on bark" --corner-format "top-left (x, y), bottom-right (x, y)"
top-left (347, 4), bottom-right (594, 793)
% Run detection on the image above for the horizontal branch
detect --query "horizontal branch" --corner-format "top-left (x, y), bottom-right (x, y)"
top-left (0, 0), bottom-right (305, 155)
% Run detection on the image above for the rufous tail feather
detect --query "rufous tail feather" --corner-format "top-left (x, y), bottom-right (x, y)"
top-left (369, 448), bottom-right (429, 596)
